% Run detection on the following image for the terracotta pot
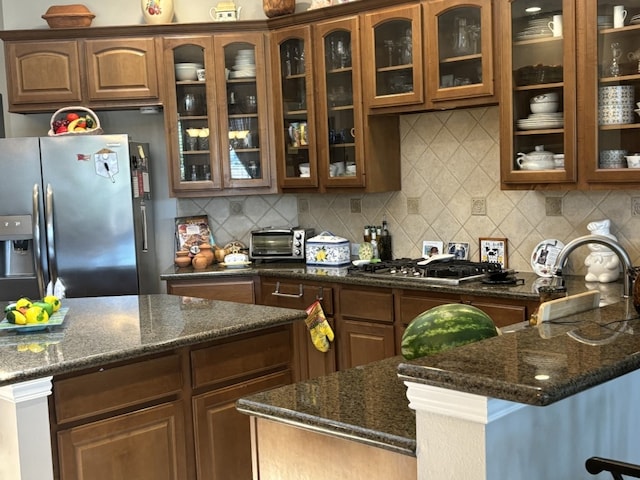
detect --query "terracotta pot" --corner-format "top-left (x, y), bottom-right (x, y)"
top-left (263, 0), bottom-right (295, 18)
top-left (192, 254), bottom-right (209, 270)
top-left (199, 244), bottom-right (215, 266)
top-left (175, 256), bottom-right (192, 268)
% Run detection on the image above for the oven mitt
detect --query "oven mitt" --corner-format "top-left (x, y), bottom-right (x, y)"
top-left (305, 300), bottom-right (334, 353)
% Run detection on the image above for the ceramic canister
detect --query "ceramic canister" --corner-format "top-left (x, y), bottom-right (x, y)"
top-left (141, 0), bottom-right (174, 24)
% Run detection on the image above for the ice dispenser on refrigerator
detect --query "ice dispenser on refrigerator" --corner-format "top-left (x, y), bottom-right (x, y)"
top-left (0, 214), bottom-right (41, 300)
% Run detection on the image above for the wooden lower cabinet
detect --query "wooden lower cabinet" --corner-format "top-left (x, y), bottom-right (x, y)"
top-left (50, 326), bottom-right (295, 480)
top-left (258, 277), bottom-right (336, 381)
top-left (193, 371), bottom-right (292, 479)
top-left (57, 401), bottom-right (188, 480)
top-left (166, 277), bottom-right (257, 304)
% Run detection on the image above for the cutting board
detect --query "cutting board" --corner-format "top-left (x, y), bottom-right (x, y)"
top-left (537, 290), bottom-right (601, 322)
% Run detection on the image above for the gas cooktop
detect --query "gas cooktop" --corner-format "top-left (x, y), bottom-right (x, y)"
top-left (348, 258), bottom-right (506, 285)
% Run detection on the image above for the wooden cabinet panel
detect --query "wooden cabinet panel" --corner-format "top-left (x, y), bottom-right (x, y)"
top-left (191, 327), bottom-right (292, 389)
top-left (193, 370), bottom-right (292, 480)
top-left (5, 40), bottom-right (82, 106)
top-left (166, 277), bottom-right (256, 304)
top-left (53, 353), bottom-right (183, 424)
top-left (339, 287), bottom-right (393, 323)
top-left (85, 37), bottom-right (160, 101)
top-left (338, 319), bottom-right (395, 369)
top-left (466, 297), bottom-right (531, 328)
top-left (397, 291), bottom-right (461, 325)
top-left (57, 401), bottom-right (188, 480)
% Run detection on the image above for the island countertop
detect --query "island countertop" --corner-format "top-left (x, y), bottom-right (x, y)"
top-left (0, 294), bottom-right (306, 387)
top-left (238, 297), bottom-right (640, 455)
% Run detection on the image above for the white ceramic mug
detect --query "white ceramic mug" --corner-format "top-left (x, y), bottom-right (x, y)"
top-left (548, 15), bottom-right (563, 37)
top-left (613, 5), bottom-right (627, 28)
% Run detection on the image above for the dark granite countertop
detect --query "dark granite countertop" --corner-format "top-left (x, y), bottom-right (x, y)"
top-left (0, 294), bottom-right (305, 387)
top-left (161, 263), bottom-right (620, 302)
top-left (236, 355), bottom-right (416, 456)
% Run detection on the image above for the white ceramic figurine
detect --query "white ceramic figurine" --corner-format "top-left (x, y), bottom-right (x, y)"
top-left (584, 219), bottom-right (620, 283)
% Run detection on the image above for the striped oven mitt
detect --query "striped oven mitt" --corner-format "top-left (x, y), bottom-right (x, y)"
top-left (305, 300), bottom-right (334, 352)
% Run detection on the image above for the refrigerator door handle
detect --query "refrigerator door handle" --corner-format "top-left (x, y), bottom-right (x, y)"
top-left (32, 183), bottom-right (45, 298)
top-left (46, 183), bottom-right (58, 287)
top-left (140, 203), bottom-right (148, 252)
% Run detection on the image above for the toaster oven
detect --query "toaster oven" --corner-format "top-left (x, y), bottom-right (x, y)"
top-left (249, 227), bottom-right (314, 261)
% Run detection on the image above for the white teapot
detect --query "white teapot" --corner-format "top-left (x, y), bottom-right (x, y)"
top-left (210, 1), bottom-right (241, 21)
top-left (516, 145), bottom-right (555, 170)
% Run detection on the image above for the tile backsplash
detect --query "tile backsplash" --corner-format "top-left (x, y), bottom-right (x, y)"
top-left (178, 105), bottom-right (640, 275)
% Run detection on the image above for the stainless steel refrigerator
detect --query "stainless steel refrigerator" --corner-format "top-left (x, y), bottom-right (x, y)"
top-left (0, 134), bottom-right (157, 301)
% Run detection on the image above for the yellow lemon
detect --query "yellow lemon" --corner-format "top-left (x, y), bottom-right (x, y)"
top-left (6, 310), bottom-right (27, 325)
top-left (16, 297), bottom-right (33, 314)
top-left (25, 306), bottom-right (48, 324)
top-left (43, 295), bottom-right (61, 312)
top-left (28, 343), bottom-right (45, 353)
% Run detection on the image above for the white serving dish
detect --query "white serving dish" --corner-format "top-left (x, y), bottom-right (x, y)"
top-left (175, 63), bottom-right (204, 81)
top-left (305, 231), bottom-right (351, 266)
top-left (530, 102), bottom-right (559, 114)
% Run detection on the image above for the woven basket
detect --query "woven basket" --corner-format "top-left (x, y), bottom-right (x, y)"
top-left (263, 0), bottom-right (295, 18)
top-left (48, 106), bottom-right (103, 136)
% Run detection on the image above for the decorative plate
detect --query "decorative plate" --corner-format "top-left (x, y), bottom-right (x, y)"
top-left (531, 239), bottom-right (565, 277)
top-left (0, 307), bottom-right (69, 333)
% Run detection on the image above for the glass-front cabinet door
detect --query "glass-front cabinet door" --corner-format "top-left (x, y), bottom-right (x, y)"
top-left (500, 0), bottom-right (577, 186)
top-left (163, 37), bottom-right (220, 194)
top-left (271, 25), bottom-right (319, 189)
top-left (362, 4), bottom-right (423, 109)
top-left (315, 16), bottom-right (365, 188)
top-left (581, 0), bottom-right (640, 184)
top-left (213, 33), bottom-right (271, 189)
top-left (426, 0), bottom-right (494, 102)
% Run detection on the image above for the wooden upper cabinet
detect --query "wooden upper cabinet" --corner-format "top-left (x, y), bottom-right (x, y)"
top-left (84, 37), bottom-right (161, 102)
top-left (362, 3), bottom-right (424, 109)
top-left (5, 40), bottom-right (82, 107)
top-left (425, 0), bottom-right (495, 103)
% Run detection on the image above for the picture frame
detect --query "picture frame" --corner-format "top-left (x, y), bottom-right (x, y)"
top-left (422, 240), bottom-right (444, 258)
top-left (447, 242), bottom-right (470, 260)
top-left (479, 237), bottom-right (508, 268)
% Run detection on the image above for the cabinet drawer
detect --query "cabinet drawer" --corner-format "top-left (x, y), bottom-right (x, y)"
top-left (398, 292), bottom-right (461, 325)
top-left (53, 353), bottom-right (183, 424)
top-left (167, 278), bottom-right (255, 304)
top-left (469, 300), bottom-right (527, 328)
top-left (260, 278), bottom-right (334, 315)
top-left (339, 288), bottom-right (393, 323)
top-left (191, 326), bottom-right (292, 389)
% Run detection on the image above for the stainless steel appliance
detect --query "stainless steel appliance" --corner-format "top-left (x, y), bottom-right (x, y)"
top-left (348, 258), bottom-right (521, 286)
top-left (249, 227), bottom-right (314, 261)
top-left (0, 135), bottom-right (156, 301)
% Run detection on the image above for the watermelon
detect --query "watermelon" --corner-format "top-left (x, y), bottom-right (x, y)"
top-left (401, 304), bottom-right (499, 360)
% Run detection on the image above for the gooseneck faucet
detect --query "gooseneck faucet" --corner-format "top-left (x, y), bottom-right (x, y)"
top-left (552, 234), bottom-right (634, 298)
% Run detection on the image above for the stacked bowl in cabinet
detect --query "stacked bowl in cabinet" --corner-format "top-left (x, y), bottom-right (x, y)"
top-left (599, 86), bottom-right (635, 125)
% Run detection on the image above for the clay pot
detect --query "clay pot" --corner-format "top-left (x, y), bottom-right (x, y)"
top-left (192, 254), bottom-right (209, 270)
top-left (263, 0), bottom-right (295, 18)
top-left (199, 244), bottom-right (215, 266)
top-left (174, 256), bottom-right (192, 268)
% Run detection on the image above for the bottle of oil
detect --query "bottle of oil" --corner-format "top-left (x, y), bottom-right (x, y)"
top-left (379, 217), bottom-right (392, 261)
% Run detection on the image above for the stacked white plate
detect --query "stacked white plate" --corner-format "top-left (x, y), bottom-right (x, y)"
top-left (515, 15), bottom-right (554, 40)
top-left (229, 49), bottom-right (256, 79)
top-left (517, 112), bottom-right (564, 130)
top-left (631, 13), bottom-right (640, 25)
top-left (598, 15), bottom-right (613, 28)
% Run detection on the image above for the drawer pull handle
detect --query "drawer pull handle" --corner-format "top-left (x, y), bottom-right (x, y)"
top-left (316, 287), bottom-right (324, 302)
top-left (272, 282), bottom-right (304, 298)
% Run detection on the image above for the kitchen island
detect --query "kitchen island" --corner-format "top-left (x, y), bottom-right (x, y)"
top-left (237, 296), bottom-right (640, 480)
top-left (0, 294), bottom-right (306, 480)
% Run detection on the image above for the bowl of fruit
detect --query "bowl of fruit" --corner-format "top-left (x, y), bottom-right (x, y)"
top-left (48, 106), bottom-right (102, 136)
top-left (2, 295), bottom-right (67, 332)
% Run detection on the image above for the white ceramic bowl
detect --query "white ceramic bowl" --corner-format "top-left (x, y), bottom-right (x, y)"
top-left (599, 149), bottom-right (627, 168)
top-left (299, 163), bottom-right (310, 176)
top-left (626, 155), bottom-right (640, 168)
top-left (599, 85), bottom-right (635, 104)
top-left (599, 104), bottom-right (635, 125)
top-left (531, 92), bottom-right (560, 103)
top-left (530, 102), bottom-right (559, 114)
top-left (174, 63), bottom-right (203, 81)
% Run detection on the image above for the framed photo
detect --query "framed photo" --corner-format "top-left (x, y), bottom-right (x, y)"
top-left (422, 240), bottom-right (444, 258)
top-left (479, 238), bottom-right (508, 268)
top-left (447, 242), bottom-right (470, 260)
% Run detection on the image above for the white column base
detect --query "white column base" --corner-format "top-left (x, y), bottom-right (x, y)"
top-left (405, 369), bottom-right (640, 480)
top-left (0, 377), bottom-right (54, 480)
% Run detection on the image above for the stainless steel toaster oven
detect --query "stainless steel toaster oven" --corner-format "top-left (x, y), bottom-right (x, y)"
top-left (249, 227), bottom-right (314, 261)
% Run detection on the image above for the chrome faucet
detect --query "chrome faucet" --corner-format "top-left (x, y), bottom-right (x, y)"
top-left (552, 234), bottom-right (634, 298)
